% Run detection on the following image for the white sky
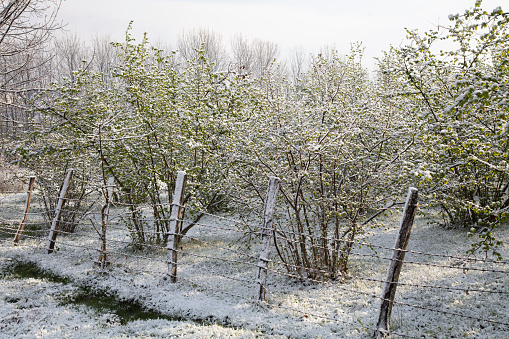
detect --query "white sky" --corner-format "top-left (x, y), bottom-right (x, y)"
top-left (57, 0), bottom-right (505, 67)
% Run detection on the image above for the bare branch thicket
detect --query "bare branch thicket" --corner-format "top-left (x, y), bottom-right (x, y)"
top-left (90, 34), bottom-right (119, 75)
top-left (288, 47), bottom-right (308, 84)
top-left (0, 0), bottom-right (62, 139)
top-left (0, 0), bottom-right (62, 90)
top-left (177, 27), bottom-right (227, 72)
top-left (52, 32), bottom-right (87, 82)
top-left (231, 33), bottom-right (280, 79)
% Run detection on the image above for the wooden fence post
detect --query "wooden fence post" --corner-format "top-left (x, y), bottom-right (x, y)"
top-left (96, 176), bottom-right (114, 269)
top-left (375, 187), bottom-right (419, 338)
top-left (256, 176), bottom-right (280, 301)
top-left (13, 176), bottom-right (35, 245)
top-left (46, 169), bottom-right (73, 254)
top-left (166, 171), bottom-right (187, 283)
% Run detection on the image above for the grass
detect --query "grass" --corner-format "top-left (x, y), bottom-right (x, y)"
top-left (65, 290), bottom-right (171, 325)
top-left (4, 260), bottom-right (71, 284)
top-left (0, 221), bottom-right (49, 239)
top-left (2, 260), bottom-right (238, 328)
top-left (3, 261), bottom-right (172, 325)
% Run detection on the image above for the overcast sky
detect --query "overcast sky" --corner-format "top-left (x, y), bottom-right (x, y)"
top-left (57, 0), bottom-right (504, 67)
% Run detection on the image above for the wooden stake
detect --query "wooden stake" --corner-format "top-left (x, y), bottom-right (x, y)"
top-left (46, 169), bottom-right (73, 254)
top-left (13, 176), bottom-right (35, 245)
top-left (257, 176), bottom-right (280, 301)
top-left (375, 187), bottom-right (418, 338)
top-left (166, 171), bottom-right (187, 283)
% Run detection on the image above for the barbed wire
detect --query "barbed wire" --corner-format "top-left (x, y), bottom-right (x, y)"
top-left (266, 254), bottom-right (509, 296)
top-left (0, 231), bottom-right (46, 248)
top-left (1, 192), bottom-right (509, 335)
top-left (265, 266), bottom-right (509, 327)
top-left (3, 215), bottom-right (507, 276)
top-left (175, 232), bottom-right (259, 261)
top-left (173, 206), bottom-right (507, 268)
top-left (104, 251), bottom-right (258, 294)
top-left (109, 202), bottom-right (160, 214)
top-left (2, 211), bottom-right (49, 217)
top-left (1, 230), bottom-right (252, 296)
top-left (2, 231), bottom-right (508, 333)
top-left (179, 264), bottom-right (255, 285)
top-left (101, 237), bottom-right (167, 252)
top-left (48, 238), bottom-right (100, 254)
top-left (355, 240), bottom-right (509, 265)
top-left (264, 293), bottom-right (418, 339)
top-left (89, 216), bottom-right (260, 251)
top-left (28, 211), bottom-right (509, 268)
top-left (0, 191), bottom-right (29, 195)
top-left (165, 273), bottom-right (266, 308)
top-left (5, 225), bottom-right (507, 300)
top-left (97, 223), bottom-right (133, 232)
top-left (0, 236), bottom-right (45, 249)
top-left (5, 190), bottom-right (504, 266)
top-left (102, 216), bottom-right (261, 238)
top-left (0, 225), bottom-right (48, 234)
top-left (0, 227), bottom-right (23, 236)
top-left (352, 275), bottom-right (509, 296)
top-left (179, 218), bottom-right (256, 235)
top-left (174, 248), bottom-right (261, 269)
top-left (103, 247), bottom-right (166, 262)
top-left (175, 204), bottom-right (261, 230)
top-left (273, 239), bottom-right (509, 274)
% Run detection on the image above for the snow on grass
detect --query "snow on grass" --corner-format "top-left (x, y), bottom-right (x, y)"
top-left (0, 202), bottom-right (508, 338)
top-left (0, 263), bottom-right (270, 338)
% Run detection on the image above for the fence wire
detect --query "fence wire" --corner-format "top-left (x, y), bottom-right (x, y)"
top-left (0, 188), bottom-right (507, 338)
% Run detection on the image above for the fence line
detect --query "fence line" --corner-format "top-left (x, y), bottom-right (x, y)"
top-left (1, 199), bottom-right (507, 278)
top-left (270, 239), bottom-right (508, 274)
top-left (265, 265), bottom-right (509, 328)
top-left (0, 174), bottom-right (507, 338)
top-left (353, 276), bottom-right (509, 295)
top-left (1, 215), bottom-right (508, 334)
top-left (356, 241), bottom-right (509, 265)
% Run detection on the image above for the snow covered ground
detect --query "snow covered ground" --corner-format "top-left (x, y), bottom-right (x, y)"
top-left (0, 192), bottom-right (508, 338)
top-left (0, 262), bottom-right (270, 338)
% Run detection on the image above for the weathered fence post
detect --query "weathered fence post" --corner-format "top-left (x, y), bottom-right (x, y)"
top-left (96, 176), bottom-right (114, 269)
top-left (166, 171), bottom-right (187, 283)
top-left (375, 187), bottom-right (419, 338)
top-left (256, 176), bottom-right (280, 301)
top-left (46, 169), bottom-right (73, 254)
top-left (13, 176), bottom-right (35, 245)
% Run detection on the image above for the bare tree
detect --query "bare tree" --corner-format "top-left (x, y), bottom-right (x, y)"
top-left (231, 34), bottom-right (279, 79)
top-left (177, 28), bottom-right (226, 71)
top-left (53, 32), bottom-right (87, 81)
top-left (0, 0), bottom-right (61, 91)
top-left (231, 34), bottom-right (255, 77)
top-left (288, 47), bottom-right (308, 84)
top-left (251, 38), bottom-right (279, 79)
top-left (0, 0), bottom-right (62, 138)
top-left (51, 33), bottom-right (120, 83)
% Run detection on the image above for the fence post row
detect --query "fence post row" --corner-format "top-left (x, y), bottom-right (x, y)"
top-left (96, 176), bottom-right (115, 269)
top-left (375, 187), bottom-right (419, 338)
top-left (257, 176), bottom-right (280, 302)
top-left (166, 171), bottom-right (187, 283)
top-left (46, 169), bottom-right (74, 254)
top-left (13, 176), bottom-right (35, 245)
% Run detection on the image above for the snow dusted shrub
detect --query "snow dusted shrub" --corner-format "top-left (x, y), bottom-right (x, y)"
top-left (228, 46), bottom-right (416, 279)
top-left (15, 71), bottom-right (111, 233)
top-left (395, 1), bottom-right (509, 258)
top-left (23, 27), bottom-right (255, 247)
